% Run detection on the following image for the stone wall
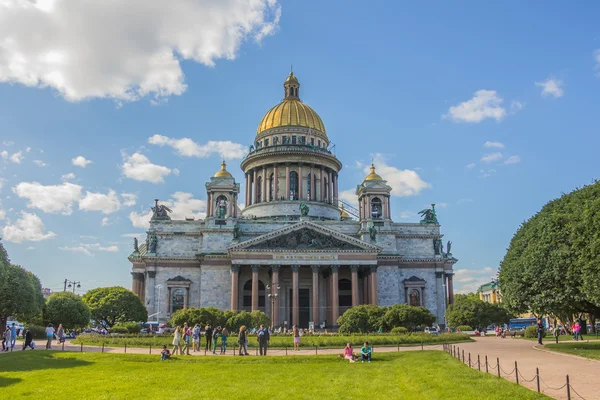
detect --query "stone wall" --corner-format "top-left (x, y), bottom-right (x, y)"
top-left (200, 266), bottom-right (231, 310)
top-left (377, 265), bottom-right (401, 306)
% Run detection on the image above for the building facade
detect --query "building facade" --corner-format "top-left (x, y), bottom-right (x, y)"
top-left (478, 281), bottom-right (501, 304)
top-left (129, 72), bottom-right (457, 328)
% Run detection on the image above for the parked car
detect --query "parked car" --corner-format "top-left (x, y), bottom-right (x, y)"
top-left (424, 327), bottom-right (440, 335)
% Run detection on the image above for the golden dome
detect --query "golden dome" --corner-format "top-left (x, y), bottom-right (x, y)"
top-left (340, 204), bottom-right (350, 219)
top-left (213, 160), bottom-right (233, 178)
top-left (364, 164), bottom-right (383, 181)
top-left (256, 72), bottom-right (326, 135)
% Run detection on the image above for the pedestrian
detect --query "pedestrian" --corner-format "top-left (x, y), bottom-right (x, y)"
top-left (238, 325), bottom-right (248, 356)
top-left (3, 326), bottom-right (12, 352)
top-left (220, 328), bottom-right (228, 354)
top-left (293, 325), bottom-right (300, 351)
top-left (22, 329), bottom-right (34, 350)
top-left (182, 325), bottom-right (191, 355)
top-left (574, 321), bottom-right (583, 341)
top-left (571, 322), bottom-right (577, 341)
top-left (57, 323), bottom-right (65, 345)
top-left (10, 323), bottom-right (17, 349)
top-left (536, 318), bottom-right (544, 345)
top-left (212, 326), bottom-right (221, 354)
top-left (258, 324), bottom-right (270, 356)
top-left (192, 324), bottom-right (201, 352)
top-left (45, 323), bottom-right (55, 349)
top-left (360, 342), bottom-right (372, 363)
top-left (205, 325), bottom-right (213, 351)
top-left (172, 326), bottom-right (182, 355)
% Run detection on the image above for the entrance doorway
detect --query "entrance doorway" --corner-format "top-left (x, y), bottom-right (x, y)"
top-left (289, 288), bottom-right (310, 328)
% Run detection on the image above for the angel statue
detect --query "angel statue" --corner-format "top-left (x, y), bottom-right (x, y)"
top-left (300, 203), bottom-right (310, 217)
top-left (446, 240), bottom-right (452, 256)
top-left (151, 199), bottom-right (172, 221)
top-left (133, 237), bottom-right (139, 253)
top-left (368, 224), bottom-right (377, 241)
top-left (418, 204), bottom-right (439, 225)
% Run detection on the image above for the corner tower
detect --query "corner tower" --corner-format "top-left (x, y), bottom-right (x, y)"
top-left (241, 72), bottom-right (343, 220)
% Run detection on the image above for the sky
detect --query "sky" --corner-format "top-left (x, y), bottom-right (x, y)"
top-left (1, 1), bottom-right (599, 295)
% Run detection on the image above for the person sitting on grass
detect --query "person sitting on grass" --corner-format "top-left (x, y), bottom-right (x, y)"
top-left (343, 343), bottom-right (355, 363)
top-left (360, 342), bottom-right (372, 363)
top-left (161, 345), bottom-right (171, 361)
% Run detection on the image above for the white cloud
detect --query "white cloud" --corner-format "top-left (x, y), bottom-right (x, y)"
top-left (121, 193), bottom-right (137, 207)
top-left (535, 78), bottom-right (564, 98)
top-left (148, 134), bottom-right (246, 159)
top-left (480, 169), bottom-right (496, 179)
top-left (26, 246), bottom-right (35, 250)
top-left (483, 141), bottom-right (504, 149)
top-left (13, 181), bottom-right (82, 214)
top-left (398, 211), bottom-right (412, 219)
top-left (0, 208), bottom-right (5, 220)
top-left (480, 152), bottom-right (503, 164)
top-left (79, 189), bottom-right (121, 214)
top-left (72, 156), bottom-right (92, 168)
top-left (129, 191), bottom-right (206, 229)
top-left (101, 217), bottom-right (110, 226)
top-left (2, 141), bottom-right (14, 146)
top-left (338, 189), bottom-right (359, 211)
top-left (466, 163), bottom-right (476, 169)
top-left (445, 90), bottom-right (506, 123)
top-left (33, 160), bottom-right (47, 167)
top-left (2, 211), bottom-right (56, 243)
top-left (121, 233), bottom-right (145, 239)
top-left (504, 155), bottom-right (521, 165)
top-left (436, 202), bottom-right (449, 208)
top-left (510, 100), bottom-right (525, 113)
top-left (366, 154), bottom-right (430, 197)
top-left (61, 172), bottom-right (76, 181)
top-left (0, 151), bottom-right (8, 159)
top-left (59, 242), bottom-right (119, 256)
top-left (454, 266), bottom-right (495, 294)
top-left (121, 152), bottom-right (173, 183)
top-left (10, 151), bottom-right (24, 164)
top-left (59, 246), bottom-right (93, 256)
top-left (0, 0), bottom-right (281, 103)
top-left (25, 147), bottom-right (31, 152)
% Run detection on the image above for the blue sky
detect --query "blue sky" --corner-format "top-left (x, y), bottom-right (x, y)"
top-left (0, 1), bottom-right (599, 294)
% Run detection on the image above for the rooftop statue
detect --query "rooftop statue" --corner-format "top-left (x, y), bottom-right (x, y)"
top-left (133, 237), bottom-right (139, 253)
top-left (300, 203), bottom-right (310, 216)
top-left (368, 224), bottom-right (377, 241)
top-left (418, 204), bottom-right (439, 225)
top-left (233, 223), bottom-right (240, 239)
top-left (151, 199), bottom-right (172, 221)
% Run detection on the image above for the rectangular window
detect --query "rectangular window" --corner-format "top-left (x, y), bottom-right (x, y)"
top-left (264, 138), bottom-right (269, 146)
top-left (292, 135), bottom-right (297, 144)
top-left (318, 140), bottom-right (321, 147)
top-left (310, 138), bottom-right (315, 146)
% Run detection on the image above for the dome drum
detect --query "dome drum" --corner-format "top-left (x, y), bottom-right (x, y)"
top-left (242, 200), bottom-right (342, 220)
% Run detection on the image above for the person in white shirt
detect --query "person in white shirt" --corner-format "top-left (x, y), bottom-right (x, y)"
top-left (45, 323), bottom-right (55, 349)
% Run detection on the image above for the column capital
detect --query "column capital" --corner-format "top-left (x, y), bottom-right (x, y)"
top-left (251, 265), bottom-right (261, 273)
top-left (311, 265), bottom-right (320, 273)
top-left (271, 264), bottom-right (281, 273)
top-left (147, 271), bottom-right (156, 278)
top-left (291, 265), bottom-right (300, 273)
top-left (231, 265), bottom-right (241, 273)
top-left (370, 265), bottom-right (378, 273)
top-left (131, 272), bottom-right (144, 279)
top-left (330, 265), bottom-right (340, 273)
top-left (350, 265), bottom-right (360, 273)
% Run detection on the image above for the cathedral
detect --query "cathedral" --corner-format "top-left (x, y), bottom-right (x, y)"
top-left (129, 72), bottom-right (457, 328)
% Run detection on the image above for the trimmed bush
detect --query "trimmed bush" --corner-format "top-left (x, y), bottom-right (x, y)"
top-left (110, 326), bottom-right (128, 334)
top-left (456, 325), bottom-right (473, 332)
top-left (26, 324), bottom-right (47, 339)
top-left (524, 326), bottom-right (538, 338)
top-left (382, 304), bottom-right (436, 331)
top-left (337, 305), bottom-right (383, 334)
top-left (113, 322), bottom-right (141, 334)
top-left (391, 327), bottom-right (408, 335)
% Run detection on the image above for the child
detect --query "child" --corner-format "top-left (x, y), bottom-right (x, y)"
top-left (161, 345), bottom-right (171, 360)
top-left (344, 343), bottom-right (355, 363)
top-left (360, 342), bottom-right (372, 363)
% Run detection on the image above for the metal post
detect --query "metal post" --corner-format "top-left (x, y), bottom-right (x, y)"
top-left (566, 375), bottom-right (571, 400)
top-left (468, 352), bottom-right (471, 367)
top-left (515, 361), bottom-right (519, 385)
top-left (255, 347), bottom-right (258, 356)
top-left (125, 344), bottom-right (127, 354)
top-left (421, 339), bottom-right (423, 351)
top-left (62, 342), bottom-right (65, 351)
top-left (485, 355), bottom-right (488, 373)
top-left (497, 357), bottom-right (500, 378)
top-left (462, 350), bottom-right (464, 363)
top-left (80, 343), bottom-right (83, 352)
top-left (478, 354), bottom-right (481, 371)
top-left (102, 343), bottom-right (104, 353)
top-left (398, 343), bottom-right (399, 352)
top-left (149, 345), bottom-right (152, 354)
top-left (315, 346), bottom-right (318, 355)
top-left (536, 368), bottom-right (540, 393)
top-left (286, 346), bottom-right (288, 356)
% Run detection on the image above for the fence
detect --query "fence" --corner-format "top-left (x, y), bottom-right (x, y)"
top-left (442, 344), bottom-right (586, 400)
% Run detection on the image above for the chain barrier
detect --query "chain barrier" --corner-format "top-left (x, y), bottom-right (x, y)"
top-left (517, 370), bottom-right (537, 383)
top-left (568, 384), bottom-right (587, 400)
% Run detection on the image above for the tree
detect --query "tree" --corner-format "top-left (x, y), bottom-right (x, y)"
top-left (0, 240), bottom-right (44, 330)
top-left (44, 292), bottom-right (91, 329)
top-left (337, 305), bottom-right (385, 334)
top-left (382, 304), bottom-right (436, 331)
top-left (499, 181), bottom-right (600, 325)
top-left (82, 286), bottom-right (147, 328)
top-left (170, 307), bottom-right (229, 328)
top-left (445, 294), bottom-right (511, 328)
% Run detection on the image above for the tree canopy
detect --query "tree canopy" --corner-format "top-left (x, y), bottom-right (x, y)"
top-left (45, 292), bottom-right (91, 329)
top-left (82, 286), bottom-right (147, 328)
top-left (445, 293), bottom-right (511, 329)
top-left (499, 181), bottom-right (600, 323)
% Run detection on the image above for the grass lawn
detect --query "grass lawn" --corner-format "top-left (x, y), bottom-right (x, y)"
top-left (0, 351), bottom-right (549, 399)
top-left (545, 342), bottom-right (600, 361)
top-left (522, 333), bottom-right (600, 342)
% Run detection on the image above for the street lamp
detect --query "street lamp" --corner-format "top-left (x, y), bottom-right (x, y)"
top-left (266, 283), bottom-right (280, 331)
top-left (64, 279), bottom-right (81, 293)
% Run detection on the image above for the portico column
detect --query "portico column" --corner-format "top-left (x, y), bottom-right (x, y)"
top-left (309, 165), bottom-right (313, 200)
top-left (363, 271), bottom-right (370, 304)
top-left (292, 265), bottom-right (300, 327)
top-left (207, 193), bottom-right (213, 217)
top-left (334, 173), bottom-right (338, 202)
top-left (230, 265), bottom-right (240, 311)
top-left (285, 164), bottom-right (290, 200)
top-left (298, 164), bottom-right (303, 200)
top-left (251, 265), bottom-right (260, 311)
top-left (320, 166), bottom-right (325, 201)
top-left (253, 169), bottom-right (258, 204)
top-left (262, 165), bottom-right (267, 203)
top-left (370, 266), bottom-right (378, 305)
top-left (383, 196), bottom-right (388, 219)
top-left (271, 265), bottom-right (280, 327)
top-left (273, 164), bottom-right (278, 200)
top-left (245, 173), bottom-right (250, 206)
top-left (328, 170), bottom-right (333, 204)
top-left (386, 195), bottom-right (391, 219)
top-left (331, 265), bottom-right (340, 325)
top-left (447, 273), bottom-right (455, 305)
top-left (350, 265), bottom-right (359, 307)
top-left (311, 265), bottom-right (320, 325)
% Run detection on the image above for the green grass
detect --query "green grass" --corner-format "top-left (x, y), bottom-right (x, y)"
top-left (71, 332), bottom-right (471, 349)
top-left (0, 351), bottom-right (549, 399)
top-left (545, 342), bottom-right (600, 360)
top-left (522, 333), bottom-right (600, 342)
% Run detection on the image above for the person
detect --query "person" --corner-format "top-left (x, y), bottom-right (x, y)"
top-left (571, 322), bottom-right (577, 341)
top-left (360, 342), bottom-right (372, 363)
top-left (257, 324), bottom-right (270, 356)
top-left (293, 325), bottom-right (301, 351)
top-left (192, 324), bottom-right (201, 352)
top-left (536, 318), bottom-right (544, 345)
top-left (182, 325), bottom-right (191, 355)
top-left (238, 325), bottom-right (248, 356)
top-left (161, 345), bottom-right (171, 361)
top-left (45, 323), bottom-right (55, 349)
top-left (220, 328), bottom-right (228, 354)
top-left (344, 343), bottom-right (355, 363)
top-left (22, 329), bottom-right (34, 350)
top-left (212, 326), bottom-right (221, 355)
top-left (574, 321), bottom-right (582, 341)
top-left (3, 326), bottom-right (12, 352)
top-left (57, 323), bottom-right (65, 345)
top-left (172, 326), bottom-right (182, 355)
top-left (205, 325), bottom-right (213, 351)
top-left (10, 323), bottom-right (17, 349)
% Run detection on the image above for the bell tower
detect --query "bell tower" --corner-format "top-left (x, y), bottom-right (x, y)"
top-left (205, 161), bottom-right (240, 219)
top-left (356, 164), bottom-right (392, 221)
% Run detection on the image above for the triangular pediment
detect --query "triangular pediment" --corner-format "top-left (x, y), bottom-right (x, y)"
top-left (228, 221), bottom-right (381, 252)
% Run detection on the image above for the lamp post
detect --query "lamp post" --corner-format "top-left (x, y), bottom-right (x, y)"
top-left (64, 279), bottom-right (81, 293)
top-left (267, 283), bottom-right (280, 330)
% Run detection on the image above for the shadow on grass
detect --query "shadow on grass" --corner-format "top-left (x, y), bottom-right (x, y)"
top-left (0, 376), bottom-right (22, 388)
top-left (0, 351), bottom-right (93, 373)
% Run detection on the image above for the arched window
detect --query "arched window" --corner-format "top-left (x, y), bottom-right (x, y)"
top-left (257, 176), bottom-right (263, 203)
top-left (215, 195), bottom-right (227, 218)
top-left (371, 197), bottom-right (382, 219)
top-left (289, 171), bottom-right (298, 200)
top-left (171, 289), bottom-right (185, 313)
top-left (242, 279), bottom-right (266, 310)
top-left (409, 289), bottom-right (421, 307)
top-left (269, 173), bottom-right (274, 201)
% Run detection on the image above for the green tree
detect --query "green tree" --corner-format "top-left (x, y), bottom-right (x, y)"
top-left (226, 311), bottom-right (254, 332)
top-left (337, 305), bottom-right (385, 334)
top-left (499, 181), bottom-right (600, 326)
top-left (82, 286), bottom-right (147, 328)
top-left (44, 292), bottom-right (91, 329)
top-left (170, 307), bottom-right (228, 328)
top-left (445, 294), bottom-right (511, 328)
top-left (382, 304), bottom-right (436, 331)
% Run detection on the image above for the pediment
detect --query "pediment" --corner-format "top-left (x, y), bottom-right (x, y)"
top-left (228, 221), bottom-right (380, 252)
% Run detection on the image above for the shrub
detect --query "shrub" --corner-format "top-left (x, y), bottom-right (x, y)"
top-left (113, 322), bottom-right (141, 334)
top-left (26, 324), bottom-right (47, 339)
top-left (456, 325), bottom-right (473, 332)
top-left (110, 326), bottom-right (128, 334)
top-left (170, 307), bottom-right (229, 328)
top-left (524, 326), bottom-right (538, 338)
top-left (391, 327), bottom-right (408, 335)
top-left (382, 304), bottom-right (436, 331)
top-left (250, 310), bottom-right (270, 329)
top-left (337, 305), bottom-right (384, 334)
top-left (226, 311), bottom-right (254, 332)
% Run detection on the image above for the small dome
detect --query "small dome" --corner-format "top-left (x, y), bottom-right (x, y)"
top-left (364, 164), bottom-right (383, 181)
top-left (213, 160), bottom-right (233, 178)
top-left (285, 71), bottom-right (299, 84)
top-left (340, 204), bottom-right (350, 219)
